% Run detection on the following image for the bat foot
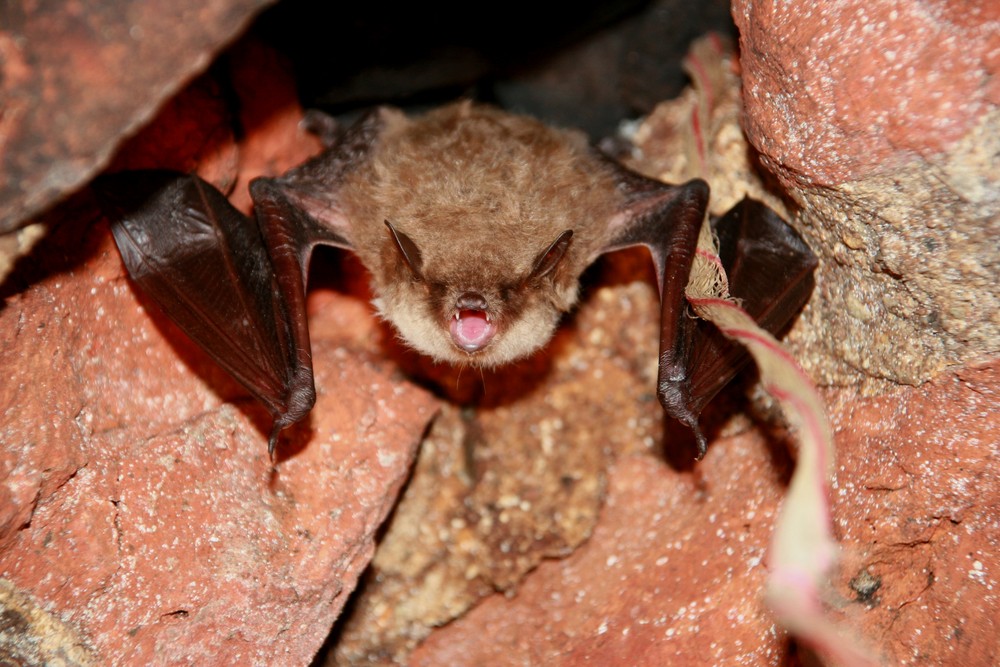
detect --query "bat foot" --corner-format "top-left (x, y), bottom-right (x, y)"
top-left (661, 417), bottom-right (710, 470)
top-left (268, 422), bottom-right (282, 461)
top-left (657, 380), bottom-right (708, 459)
top-left (692, 431), bottom-right (707, 460)
top-left (673, 417), bottom-right (708, 461)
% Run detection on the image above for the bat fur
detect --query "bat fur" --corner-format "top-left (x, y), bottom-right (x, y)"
top-left (310, 102), bottom-right (626, 367)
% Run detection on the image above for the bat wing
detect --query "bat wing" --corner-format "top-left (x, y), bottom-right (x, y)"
top-left (684, 198), bottom-right (817, 421)
top-left (599, 160), bottom-right (816, 457)
top-left (100, 112), bottom-right (384, 454)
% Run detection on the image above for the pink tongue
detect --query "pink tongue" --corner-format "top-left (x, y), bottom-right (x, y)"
top-left (450, 310), bottom-right (496, 352)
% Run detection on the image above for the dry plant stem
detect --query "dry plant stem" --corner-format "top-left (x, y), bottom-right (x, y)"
top-left (682, 36), bottom-right (877, 666)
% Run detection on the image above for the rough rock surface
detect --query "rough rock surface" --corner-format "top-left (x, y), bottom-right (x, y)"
top-left (0, 45), bottom-right (438, 665)
top-left (0, 579), bottom-right (96, 666)
top-left (411, 443), bottom-right (791, 666)
top-left (0, 213), bottom-right (437, 665)
top-left (0, 0), bottom-right (272, 233)
top-left (410, 363), bottom-right (1000, 666)
top-left (733, 0), bottom-right (1000, 388)
top-left (829, 362), bottom-right (1000, 665)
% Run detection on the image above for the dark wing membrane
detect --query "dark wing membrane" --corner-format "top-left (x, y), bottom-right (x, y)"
top-left (597, 156), bottom-right (816, 457)
top-left (599, 161), bottom-right (709, 297)
top-left (594, 160), bottom-right (714, 450)
top-left (263, 107), bottom-right (385, 265)
top-left (98, 113), bottom-right (383, 454)
top-left (101, 172), bottom-right (356, 453)
top-left (684, 198), bottom-right (818, 421)
top-left (101, 172), bottom-right (301, 425)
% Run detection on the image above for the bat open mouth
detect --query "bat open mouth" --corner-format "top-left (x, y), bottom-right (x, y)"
top-left (450, 309), bottom-right (496, 353)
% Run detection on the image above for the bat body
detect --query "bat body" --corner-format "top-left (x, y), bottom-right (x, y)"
top-left (317, 104), bottom-right (624, 367)
top-left (103, 102), bottom-right (816, 456)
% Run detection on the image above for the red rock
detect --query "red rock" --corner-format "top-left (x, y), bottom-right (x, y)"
top-left (0, 44), bottom-right (438, 663)
top-left (828, 362), bottom-right (1000, 665)
top-left (411, 437), bottom-right (791, 666)
top-left (733, 0), bottom-right (1000, 186)
top-left (0, 211), bottom-right (437, 663)
top-left (0, 0), bottom-right (273, 233)
top-left (409, 362), bottom-right (1000, 665)
top-left (0, 215), bottom-right (433, 664)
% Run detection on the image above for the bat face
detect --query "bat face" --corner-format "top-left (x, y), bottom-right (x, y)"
top-left (336, 104), bottom-right (621, 367)
top-left (371, 226), bottom-right (579, 367)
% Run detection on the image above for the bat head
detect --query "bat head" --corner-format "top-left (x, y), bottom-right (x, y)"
top-left (374, 222), bottom-right (578, 367)
top-left (343, 102), bottom-right (620, 368)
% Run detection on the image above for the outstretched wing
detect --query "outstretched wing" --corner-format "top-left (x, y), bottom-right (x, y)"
top-left (597, 160), bottom-right (817, 456)
top-left (684, 199), bottom-right (818, 423)
top-left (98, 111), bottom-right (384, 454)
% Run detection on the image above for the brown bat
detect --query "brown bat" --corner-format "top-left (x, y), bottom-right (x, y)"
top-left (102, 102), bottom-right (816, 457)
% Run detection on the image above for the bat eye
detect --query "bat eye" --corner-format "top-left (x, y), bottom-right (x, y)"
top-left (528, 229), bottom-right (573, 281)
top-left (385, 220), bottom-right (424, 280)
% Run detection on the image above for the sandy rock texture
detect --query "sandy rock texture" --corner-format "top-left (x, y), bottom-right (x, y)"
top-left (406, 363), bottom-right (999, 666)
top-left (733, 0), bottom-right (999, 388)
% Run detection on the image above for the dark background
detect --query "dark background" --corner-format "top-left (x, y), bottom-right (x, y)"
top-left (253, 0), bottom-right (735, 138)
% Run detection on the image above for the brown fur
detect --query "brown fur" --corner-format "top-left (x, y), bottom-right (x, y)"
top-left (339, 102), bottom-right (624, 366)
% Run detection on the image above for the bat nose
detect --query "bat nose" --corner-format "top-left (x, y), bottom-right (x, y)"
top-left (450, 292), bottom-right (496, 352)
top-left (455, 292), bottom-right (488, 311)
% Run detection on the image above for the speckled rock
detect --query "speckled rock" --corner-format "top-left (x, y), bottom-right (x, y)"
top-left (827, 361), bottom-right (1000, 665)
top-left (735, 2), bottom-right (999, 185)
top-left (0, 47), bottom-right (438, 664)
top-left (409, 362), bottom-right (999, 666)
top-left (0, 211), bottom-right (437, 665)
top-left (410, 442), bottom-right (791, 666)
top-left (0, 579), bottom-right (96, 666)
top-left (732, 0), bottom-right (999, 388)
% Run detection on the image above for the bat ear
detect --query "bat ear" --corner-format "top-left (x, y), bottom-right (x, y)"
top-left (528, 229), bottom-right (573, 281)
top-left (384, 220), bottom-right (424, 280)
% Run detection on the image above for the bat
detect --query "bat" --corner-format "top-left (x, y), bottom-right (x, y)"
top-left (100, 101), bottom-right (817, 458)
